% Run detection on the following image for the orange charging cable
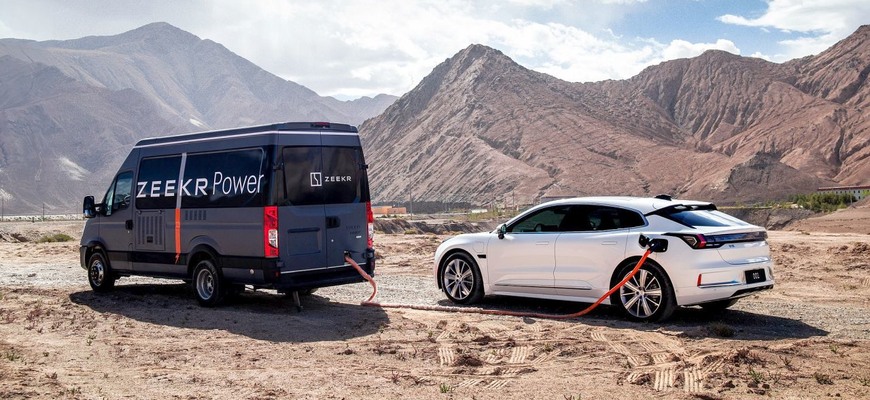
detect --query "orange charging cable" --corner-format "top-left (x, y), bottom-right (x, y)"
top-left (344, 248), bottom-right (652, 320)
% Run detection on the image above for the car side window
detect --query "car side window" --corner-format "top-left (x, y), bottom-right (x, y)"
top-left (585, 205), bottom-right (645, 231)
top-left (508, 206), bottom-right (569, 233)
top-left (103, 172), bottom-right (133, 216)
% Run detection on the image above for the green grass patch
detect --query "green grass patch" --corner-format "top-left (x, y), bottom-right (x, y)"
top-left (37, 233), bottom-right (74, 243)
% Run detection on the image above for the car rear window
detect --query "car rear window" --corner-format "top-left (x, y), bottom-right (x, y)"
top-left (281, 146), bottom-right (370, 206)
top-left (663, 210), bottom-right (748, 227)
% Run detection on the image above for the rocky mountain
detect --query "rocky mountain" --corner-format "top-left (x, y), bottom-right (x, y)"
top-left (361, 26), bottom-right (870, 207)
top-left (0, 23), bottom-right (396, 213)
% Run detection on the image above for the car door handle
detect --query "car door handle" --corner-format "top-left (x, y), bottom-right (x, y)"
top-left (326, 216), bottom-right (341, 229)
top-left (535, 241), bottom-right (549, 245)
top-left (600, 241), bottom-right (617, 245)
top-left (125, 220), bottom-right (133, 230)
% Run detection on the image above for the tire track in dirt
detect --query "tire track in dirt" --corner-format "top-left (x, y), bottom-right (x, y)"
top-left (654, 368), bottom-right (676, 391)
top-left (438, 346), bottom-right (455, 366)
top-left (509, 346), bottom-right (531, 364)
top-left (683, 368), bottom-right (703, 393)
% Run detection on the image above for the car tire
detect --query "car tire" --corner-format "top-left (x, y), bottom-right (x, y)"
top-left (440, 252), bottom-right (484, 305)
top-left (87, 252), bottom-right (116, 293)
top-left (193, 259), bottom-right (225, 307)
top-left (611, 260), bottom-right (676, 322)
top-left (700, 298), bottom-right (739, 312)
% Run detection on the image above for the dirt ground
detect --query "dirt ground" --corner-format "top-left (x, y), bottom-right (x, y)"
top-left (1, 211), bottom-right (869, 399)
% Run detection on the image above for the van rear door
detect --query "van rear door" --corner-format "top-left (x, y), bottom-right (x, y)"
top-left (278, 137), bottom-right (370, 272)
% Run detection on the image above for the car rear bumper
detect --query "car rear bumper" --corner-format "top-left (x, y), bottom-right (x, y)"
top-left (674, 262), bottom-right (774, 306)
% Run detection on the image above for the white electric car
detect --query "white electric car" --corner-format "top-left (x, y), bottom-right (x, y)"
top-left (434, 196), bottom-right (774, 322)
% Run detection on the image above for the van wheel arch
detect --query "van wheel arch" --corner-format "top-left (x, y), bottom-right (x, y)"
top-left (186, 245), bottom-right (219, 278)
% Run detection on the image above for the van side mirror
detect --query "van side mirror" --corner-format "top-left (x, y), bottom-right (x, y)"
top-left (497, 224), bottom-right (507, 240)
top-left (83, 196), bottom-right (96, 219)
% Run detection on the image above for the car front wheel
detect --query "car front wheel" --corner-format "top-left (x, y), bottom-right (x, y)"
top-left (611, 261), bottom-right (676, 322)
top-left (440, 252), bottom-right (483, 305)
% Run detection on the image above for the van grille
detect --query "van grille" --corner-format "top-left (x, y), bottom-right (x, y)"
top-left (184, 209), bottom-right (207, 221)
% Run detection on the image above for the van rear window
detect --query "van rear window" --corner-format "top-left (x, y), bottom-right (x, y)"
top-left (281, 146), bottom-right (370, 206)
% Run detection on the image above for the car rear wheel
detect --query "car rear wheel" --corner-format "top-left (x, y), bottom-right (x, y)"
top-left (87, 252), bottom-right (116, 292)
top-left (440, 252), bottom-right (483, 305)
top-left (193, 259), bottom-right (225, 307)
top-left (612, 261), bottom-right (676, 322)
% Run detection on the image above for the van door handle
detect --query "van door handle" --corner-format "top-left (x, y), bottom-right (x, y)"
top-left (125, 220), bottom-right (133, 230)
top-left (601, 241), bottom-right (617, 245)
top-left (535, 241), bottom-right (549, 245)
top-left (326, 216), bottom-right (341, 229)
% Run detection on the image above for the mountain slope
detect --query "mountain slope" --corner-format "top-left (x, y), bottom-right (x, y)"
top-left (0, 23), bottom-right (395, 213)
top-left (362, 27), bottom-right (870, 206)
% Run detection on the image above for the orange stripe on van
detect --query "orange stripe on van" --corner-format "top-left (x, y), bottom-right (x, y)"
top-left (174, 208), bottom-right (181, 263)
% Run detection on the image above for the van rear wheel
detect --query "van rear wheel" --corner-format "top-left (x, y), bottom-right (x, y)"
top-left (87, 252), bottom-right (116, 292)
top-left (193, 259), bottom-right (225, 307)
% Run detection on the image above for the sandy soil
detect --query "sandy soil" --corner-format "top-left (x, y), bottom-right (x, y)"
top-left (1, 217), bottom-right (869, 399)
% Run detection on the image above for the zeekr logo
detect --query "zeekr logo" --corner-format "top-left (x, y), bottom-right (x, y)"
top-left (310, 172), bottom-right (322, 187)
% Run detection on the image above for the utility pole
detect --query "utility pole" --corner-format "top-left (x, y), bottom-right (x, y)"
top-left (42, 202), bottom-right (45, 221)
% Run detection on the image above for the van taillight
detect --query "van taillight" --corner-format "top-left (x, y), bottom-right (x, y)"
top-left (264, 206), bottom-right (279, 258)
top-left (366, 201), bottom-right (374, 248)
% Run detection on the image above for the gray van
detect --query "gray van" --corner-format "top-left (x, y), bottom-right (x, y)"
top-left (80, 122), bottom-right (376, 306)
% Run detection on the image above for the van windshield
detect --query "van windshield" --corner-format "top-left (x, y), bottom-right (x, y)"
top-left (281, 146), bottom-right (370, 206)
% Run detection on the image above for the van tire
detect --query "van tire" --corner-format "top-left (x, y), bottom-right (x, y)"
top-left (193, 259), bottom-right (225, 307)
top-left (87, 252), bottom-right (116, 292)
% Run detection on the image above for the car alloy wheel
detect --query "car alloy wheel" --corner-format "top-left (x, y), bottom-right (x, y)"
top-left (620, 268), bottom-right (664, 319)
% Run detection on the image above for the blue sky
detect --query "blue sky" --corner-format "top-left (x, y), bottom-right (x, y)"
top-left (0, 0), bottom-right (867, 99)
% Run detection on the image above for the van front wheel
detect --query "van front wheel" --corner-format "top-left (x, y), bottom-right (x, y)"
top-left (193, 259), bottom-right (225, 307)
top-left (87, 252), bottom-right (115, 292)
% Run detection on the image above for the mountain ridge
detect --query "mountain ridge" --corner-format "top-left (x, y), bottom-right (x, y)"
top-left (0, 23), bottom-right (396, 213)
top-left (361, 27), bottom-right (869, 207)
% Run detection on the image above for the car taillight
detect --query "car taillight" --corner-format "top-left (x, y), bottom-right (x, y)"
top-left (670, 233), bottom-right (713, 249)
top-left (366, 201), bottom-right (374, 248)
top-left (668, 231), bottom-right (767, 249)
top-left (264, 206), bottom-right (279, 258)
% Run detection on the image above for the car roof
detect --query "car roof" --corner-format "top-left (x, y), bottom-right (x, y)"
top-left (537, 196), bottom-right (713, 215)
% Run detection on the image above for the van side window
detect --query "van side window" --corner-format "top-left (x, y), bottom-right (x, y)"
top-left (103, 172), bottom-right (133, 216)
top-left (136, 156), bottom-right (182, 209)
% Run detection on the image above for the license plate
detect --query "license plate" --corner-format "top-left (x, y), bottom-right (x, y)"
top-left (745, 269), bottom-right (766, 284)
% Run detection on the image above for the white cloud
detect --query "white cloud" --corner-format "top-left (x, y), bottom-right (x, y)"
top-left (189, 0), bottom-right (745, 97)
top-left (4, 0), bottom-right (859, 100)
top-left (661, 39), bottom-right (740, 60)
top-left (718, 0), bottom-right (870, 60)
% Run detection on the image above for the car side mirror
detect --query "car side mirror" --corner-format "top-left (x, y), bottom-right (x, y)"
top-left (82, 196), bottom-right (96, 219)
top-left (497, 224), bottom-right (507, 240)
